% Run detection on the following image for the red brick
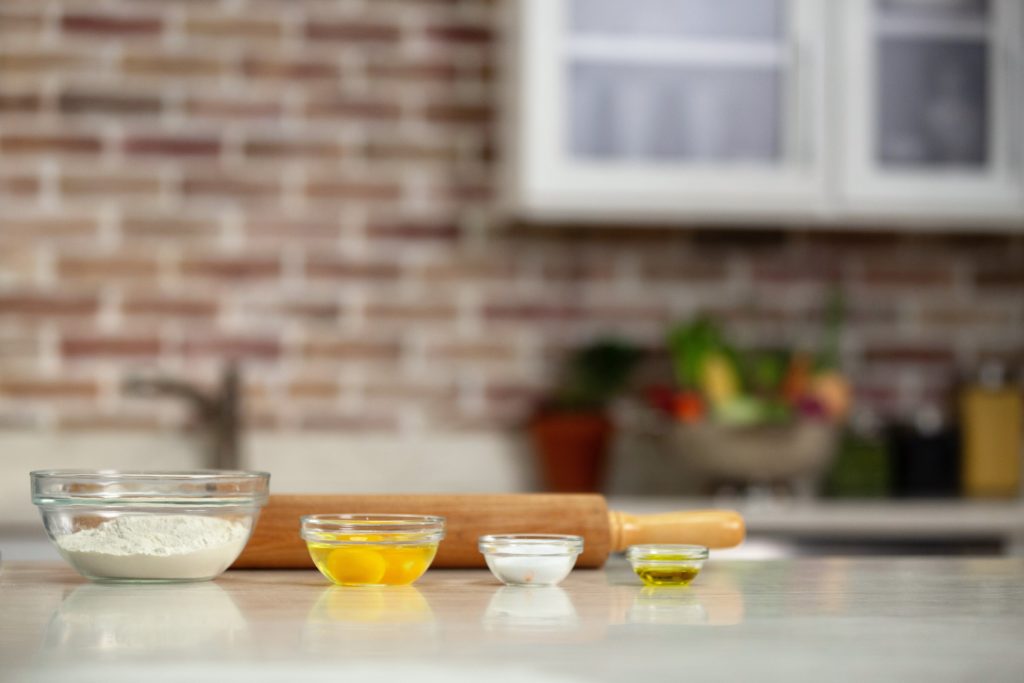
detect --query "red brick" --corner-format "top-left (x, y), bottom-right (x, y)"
top-left (364, 380), bottom-right (455, 402)
top-left (62, 13), bottom-right (162, 36)
top-left (180, 336), bottom-right (280, 360)
top-left (640, 260), bottom-right (729, 281)
top-left (484, 303), bottom-right (585, 322)
top-left (424, 24), bottom-right (494, 44)
top-left (862, 347), bottom-right (956, 365)
top-left (418, 257), bottom-right (517, 281)
top-left (122, 53), bottom-right (224, 78)
top-left (244, 216), bottom-right (340, 242)
top-left (287, 380), bottom-right (339, 399)
top-left (124, 135), bottom-right (220, 157)
top-left (185, 16), bottom-right (283, 41)
top-left (305, 97), bottom-right (400, 120)
top-left (362, 139), bottom-right (459, 163)
top-left (123, 295), bottom-right (218, 319)
top-left (304, 180), bottom-right (401, 201)
top-left (0, 91), bottom-right (42, 113)
top-left (0, 172), bottom-right (40, 196)
top-left (121, 215), bottom-right (218, 241)
top-left (421, 103), bottom-right (493, 124)
top-left (60, 173), bottom-right (161, 198)
top-left (260, 299), bottom-right (341, 322)
top-left (62, 335), bottom-right (161, 358)
top-left (182, 174), bottom-right (281, 199)
top-left (243, 57), bottom-right (338, 81)
top-left (0, 12), bottom-right (44, 36)
top-left (859, 265), bottom-right (953, 287)
top-left (60, 91), bottom-right (162, 115)
top-left (243, 138), bottom-right (344, 161)
top-left (298, 412), bottom-right (399, 431)
top-left (427, 341), bottom-right (516, 362)
top-left (0, 133), bottom-right (102, 155)
top-left (0, 293), bottom-right (98, 317)
top-left (0, 379), bottom-right (98, 399)
top-left (187, 97), bottom-right (282, 120)
top-left (976, 266), bottom-right (1024, 289)
top-left (181, 255), bottom-right (281, 280)
top-left (305, 257), bottom-right (400, 281)
top-left (434, 181), bottom-right (492, 201)
top-left (58, 255), bottom-right (159, 281)
top-left (0, 216), bottom-right (97, 240)
top-left (366, 59), bottom-right (458, 82)
top-left (305, 21), bottom-right (400, 43)
top-left (303, 338), bottom-right (401, 361)
top-left (57, 413), bottom-right (165, 430)
top-left (364, 302), bottom-right (456, 322)
top-left (0, 51), bottom-right (95, 74)
top-left (366, 220), bottom-right (459, 241)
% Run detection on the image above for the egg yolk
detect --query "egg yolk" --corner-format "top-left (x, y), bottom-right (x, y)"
top-left (308, 541), bottom-right (438, 586)
top-left (326, 548), bottom-right (387, 585)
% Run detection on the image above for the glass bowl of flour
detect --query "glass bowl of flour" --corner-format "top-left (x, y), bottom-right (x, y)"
top-left (30, 470), bottom-right (270, 583)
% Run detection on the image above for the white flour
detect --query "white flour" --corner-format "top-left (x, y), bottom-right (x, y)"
top-left (56, 515), bottom-right (250, 581)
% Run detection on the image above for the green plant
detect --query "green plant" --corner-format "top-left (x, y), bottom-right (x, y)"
top-left (546, 338), bottom-right (642, 412)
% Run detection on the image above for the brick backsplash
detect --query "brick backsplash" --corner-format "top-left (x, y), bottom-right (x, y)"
top-left (1, 0), bottom-right (1023, 433)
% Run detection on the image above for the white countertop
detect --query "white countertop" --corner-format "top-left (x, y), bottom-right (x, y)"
top-left (3, 557), bottom-right (1023, 682)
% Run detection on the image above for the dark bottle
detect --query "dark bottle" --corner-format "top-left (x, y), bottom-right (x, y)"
top-left (886, 406), bottom-right (960, 498)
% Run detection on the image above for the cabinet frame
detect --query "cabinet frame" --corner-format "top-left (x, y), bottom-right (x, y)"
top-left (505, 0), bottom-right (829, 225)
top-left (503, 0), bottom-right (1024, 230)
top-left (837, 0), bottom-right (1024, 225)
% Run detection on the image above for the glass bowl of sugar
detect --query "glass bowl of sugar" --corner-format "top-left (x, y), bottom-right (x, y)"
top-left (30, 470), bottom-right (270, 583)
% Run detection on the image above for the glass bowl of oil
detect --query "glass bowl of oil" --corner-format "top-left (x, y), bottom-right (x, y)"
top-left (626, 544), bottom-right (708, 586)
top-left (301, 514), bottom-right (445, 586)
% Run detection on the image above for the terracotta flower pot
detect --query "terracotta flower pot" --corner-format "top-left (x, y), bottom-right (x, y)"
top-left (529, 412), bottom-right (613, 493)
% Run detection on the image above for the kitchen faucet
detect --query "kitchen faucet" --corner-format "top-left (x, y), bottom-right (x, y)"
top-left (122, 363), bottom-right (242, 471)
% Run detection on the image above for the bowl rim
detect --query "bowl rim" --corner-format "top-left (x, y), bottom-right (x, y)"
top-left (478, 534), bottom-right (584, 556)
top-left (31, 469), bottom-right (270, 505)
top-left (31, 469), bottom-right (270, 480)
top-left (300, 513), bottom-right (446, 543)
top-left (626, 544), bottom-right (709, 562)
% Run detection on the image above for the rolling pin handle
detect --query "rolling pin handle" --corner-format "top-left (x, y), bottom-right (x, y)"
top-left (608, 509), bottom-right (745, 552)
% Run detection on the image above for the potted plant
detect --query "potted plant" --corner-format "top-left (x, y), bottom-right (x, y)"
top-left (530, 338), bottom-right (642, 492)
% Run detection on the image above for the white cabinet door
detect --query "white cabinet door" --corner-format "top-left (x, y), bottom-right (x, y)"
top-left (838, 0), bottom-right (1024, 224)
top-left (506, 0), bottom-right (827, 223)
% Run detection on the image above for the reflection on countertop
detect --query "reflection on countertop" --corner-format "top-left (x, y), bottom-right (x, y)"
top-left (4, 557), bottom-right (1024, 681)
top-left (39, 581), bottom-right (249, 660)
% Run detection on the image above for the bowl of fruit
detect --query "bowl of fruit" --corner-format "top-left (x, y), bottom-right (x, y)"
top-left (645, 309), bottom-right (850, 492)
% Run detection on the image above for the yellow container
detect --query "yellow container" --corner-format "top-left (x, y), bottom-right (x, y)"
top-left (960, 377), bottom-right (1022, 498)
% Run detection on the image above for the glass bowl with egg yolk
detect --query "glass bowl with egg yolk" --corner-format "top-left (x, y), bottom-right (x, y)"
top-left (301, 514), bottom-right (445, 586)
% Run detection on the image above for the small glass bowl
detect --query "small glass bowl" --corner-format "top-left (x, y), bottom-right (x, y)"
top-left (301, 514), bottom-right (445, 586)
top-left (626, 544), bottom-right (708, 587)
top-left (478, 534), bottom-right (584, 586)
top-left (30, 469), bottom-right (270, 583)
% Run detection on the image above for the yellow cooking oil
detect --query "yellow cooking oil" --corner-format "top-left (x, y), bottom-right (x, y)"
top-left (308, 538), bottom-right (438, 586)
top-left (632, 554), bottom-right (703, 587)
top-left (634, 564), bottom-right (702, 586)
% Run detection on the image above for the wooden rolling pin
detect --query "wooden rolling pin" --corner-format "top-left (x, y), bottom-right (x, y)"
top-left (233, 494), bottom-right (744, 569)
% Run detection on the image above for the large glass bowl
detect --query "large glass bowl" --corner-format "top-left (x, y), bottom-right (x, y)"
top-left (30, 470), bottom-right (270, 583)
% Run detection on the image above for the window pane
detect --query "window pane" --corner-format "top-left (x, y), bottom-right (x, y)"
top-left (876, 39), bottom-right (988, 167)
top-left (569, 62), bottom-right (782, 163)
top-left (568, 0), bottom-right (785, 40)
top-left (877, 0), bottom-right (988, 23)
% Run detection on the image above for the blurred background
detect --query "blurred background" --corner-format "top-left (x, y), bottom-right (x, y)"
top-left (1, 0), bottom-right (1022, 557)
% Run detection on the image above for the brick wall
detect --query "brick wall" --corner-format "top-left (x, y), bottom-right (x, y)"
top-left (1, 0), bottom-right (1022, 433)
